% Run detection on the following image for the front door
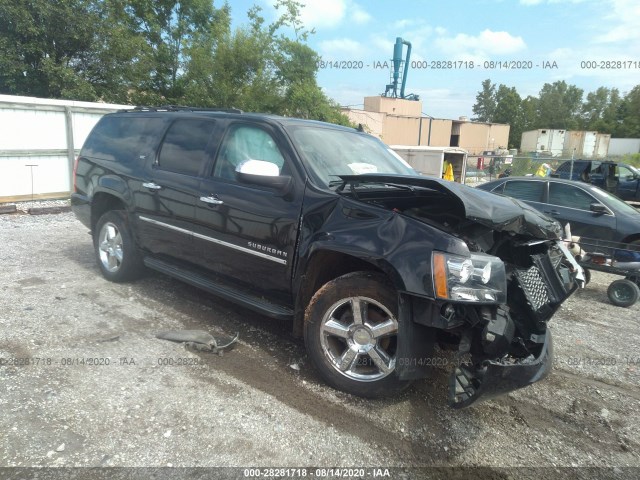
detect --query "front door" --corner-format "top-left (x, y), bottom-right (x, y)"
top-left (192, 122), bottom-right (303, 304)
top-left (546, 182), bottom-right (616, 240)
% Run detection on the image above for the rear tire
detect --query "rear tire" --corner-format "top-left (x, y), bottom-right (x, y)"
top-left (94, 210), bottom-right (143, 282)
top-left (607, 279), bottom-right (640, 308)
top-left (304, 272), bottom-right (411, 398)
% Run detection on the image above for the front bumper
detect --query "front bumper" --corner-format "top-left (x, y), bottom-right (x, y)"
top-left (449, 329), bottom-right (553, 408)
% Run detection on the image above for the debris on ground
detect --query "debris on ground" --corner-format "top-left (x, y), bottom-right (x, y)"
top-left (155, 329), bottom-right (239, 355)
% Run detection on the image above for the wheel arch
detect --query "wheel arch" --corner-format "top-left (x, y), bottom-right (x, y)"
top-left (91, 191), bottom-right (127, 233)
top-left (292, 249), bottom-right (402, 337)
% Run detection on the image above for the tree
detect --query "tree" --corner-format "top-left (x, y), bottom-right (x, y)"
top-left (0, 0), bottom-right (350, 125)
top-left (493, 85), bottom-right (523, 148)
top-left (618, 86), bottom-right (640, 138)
top-left (472, 79), bottom-right (496, 122)
top-left (0, 0), bottom-right (101, 99)
top-left (536, 81), bottom-right (583, 129)
top-left (182, 1), bottom-right (350, 123)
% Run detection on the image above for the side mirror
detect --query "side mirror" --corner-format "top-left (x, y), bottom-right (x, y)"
top-left (590, 203), bottom-right (607, 214)
top-left (235, 159), bottom-right (292, 193)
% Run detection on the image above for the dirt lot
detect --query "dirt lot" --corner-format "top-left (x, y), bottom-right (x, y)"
top-left (1, 210), bottom-right (640, 477)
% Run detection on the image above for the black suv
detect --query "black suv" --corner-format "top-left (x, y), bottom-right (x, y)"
top-left (72, 106), bottom-right (584, 408)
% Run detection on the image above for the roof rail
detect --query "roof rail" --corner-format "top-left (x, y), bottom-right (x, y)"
top-left (120, 105), bottom-right (243, 114)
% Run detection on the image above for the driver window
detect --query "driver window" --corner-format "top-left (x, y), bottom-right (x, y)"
top-left (616, 166), bottom-right (632, 179)
top-left (213, 125), bottom-right (285, 180)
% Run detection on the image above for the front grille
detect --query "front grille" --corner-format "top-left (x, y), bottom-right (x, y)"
top-left (515, 265), bottom-right (551, 312)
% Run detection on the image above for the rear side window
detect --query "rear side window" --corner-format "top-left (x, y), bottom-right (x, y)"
top-left (503, 180), bottom-right (545, 202)
top-left (157, 119), bottom-right (217, 176)
top-left (82, 116), bottom-right (164, 163)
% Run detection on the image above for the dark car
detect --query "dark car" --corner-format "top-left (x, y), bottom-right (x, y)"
top-left (553, 159), bottom-right (640, 202)
top-left (477, 176), bottom-right (640, 245)
top-left (71, 106), bottom-right (584, 408)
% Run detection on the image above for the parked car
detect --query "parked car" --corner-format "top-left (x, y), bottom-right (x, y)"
top-left (477, 177), bottom-right (640, 245)
top-left (552, 159), bottom-right (640, 202)
top-left (72, 106), bottom-right (584, 408)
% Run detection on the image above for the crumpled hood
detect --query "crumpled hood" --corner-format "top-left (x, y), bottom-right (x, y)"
top-left (338, 174), bottom-right (563, 240)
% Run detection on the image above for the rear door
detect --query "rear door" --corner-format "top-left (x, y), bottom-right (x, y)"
top-left (135, 117), bottom-right (218, 264)
top-left (192, 121), bottom-right (303, 304)
top-left (545, 181), bottom-right (616, 239)
top-left (615, 164), bottom-right (640, 201)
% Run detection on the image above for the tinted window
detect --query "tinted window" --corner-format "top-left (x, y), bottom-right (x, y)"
top-left (158, 119), bottom-right (216, 176)
top-left (549, 183), bottom-right (598, 211)
top-left (213, 125), bottom-right (285, 180)
top-left (503, 180), bottom-right (545, 202)
top-left (82, 116), bottom-right (164, 163)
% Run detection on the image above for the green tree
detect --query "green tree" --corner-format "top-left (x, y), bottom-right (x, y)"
top-left (521, 95), bottom-right (538, 132)
top-left (536, 81), bottom-right (583, 129)
top-left (618, 86), bottom-right (640, 138)
top-left (472, 79), bottom-right (496, 122)
top-left (0, 0), bottom-right (101, 99)
top-left (0, 0), bottom-right (349, 125)
top-left (493, 85), bottom-right (522, 148)
top-left (182, 1), bottom-right (350, 123)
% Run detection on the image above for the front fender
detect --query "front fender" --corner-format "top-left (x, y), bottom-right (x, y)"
top-left (297, 196), bottom-right (470, 299)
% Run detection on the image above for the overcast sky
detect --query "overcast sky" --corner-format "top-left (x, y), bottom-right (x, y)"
top-left (229, 0), bottom-right (640, 119)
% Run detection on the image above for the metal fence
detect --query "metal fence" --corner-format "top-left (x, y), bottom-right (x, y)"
top-left (0, 95), bottom-right (131, 203)
top-left (465, 155), bottom-right (579, 184)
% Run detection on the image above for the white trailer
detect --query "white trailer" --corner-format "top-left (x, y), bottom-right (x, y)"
top-left (0, 94), bottom-right (131, 202)
top-left (389, 145), bottom-right (468, 183)
top-left (520, 129), bottom-right (566, 157)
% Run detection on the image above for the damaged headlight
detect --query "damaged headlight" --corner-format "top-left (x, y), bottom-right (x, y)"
top-left (432, 252), bottom-right (507, 303)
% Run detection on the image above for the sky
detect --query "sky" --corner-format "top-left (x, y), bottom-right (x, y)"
top-left (227, 0), bottom-right (640, 119)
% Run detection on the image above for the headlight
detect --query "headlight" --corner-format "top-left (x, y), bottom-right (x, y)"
top-left (432, 252), bottom-right (507, 303)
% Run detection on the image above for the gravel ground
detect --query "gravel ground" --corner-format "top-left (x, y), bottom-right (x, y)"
top-left (1, 210), bottom-right (639, 478)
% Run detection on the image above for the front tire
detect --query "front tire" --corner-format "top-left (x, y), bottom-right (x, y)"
top-left (94, 210), bottom-right (143, 282)
top-left (304, 272), bottom-right (411, 398)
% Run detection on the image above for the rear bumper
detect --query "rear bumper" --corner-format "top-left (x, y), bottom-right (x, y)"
top-left (449, 329), bottom-right (553, 408)
top-left (71, 193), bottom-right (92, 230)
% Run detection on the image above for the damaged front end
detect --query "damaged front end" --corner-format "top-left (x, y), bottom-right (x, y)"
top-left (438, 238), bottom-right (581, 408)
top-left (336, 174), bottom-right (584, 407)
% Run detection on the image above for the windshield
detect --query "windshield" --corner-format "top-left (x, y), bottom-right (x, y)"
top-left (289, 126), bottom-right (416, 187)
top-left (590, 185), bottom-right (640, 215)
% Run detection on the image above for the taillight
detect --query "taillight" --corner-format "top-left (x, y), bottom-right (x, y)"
top-left (72, 157), bottom-right (79, 192)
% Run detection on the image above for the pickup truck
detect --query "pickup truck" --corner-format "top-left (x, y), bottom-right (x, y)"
top-left (553, 160), bottom-right (640, 202)
top-left (71, 106), bottom-right (584, 408)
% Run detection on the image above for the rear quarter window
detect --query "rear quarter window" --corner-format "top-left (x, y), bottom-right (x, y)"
top-left (81, 116), bottom-right (165, 163)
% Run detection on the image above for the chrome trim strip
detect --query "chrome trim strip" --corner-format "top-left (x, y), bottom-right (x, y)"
top-left (138, 215), bottom-right (287, 265)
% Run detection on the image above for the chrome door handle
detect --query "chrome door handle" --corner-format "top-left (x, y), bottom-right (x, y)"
top-left (199, 195), bottom-right (224, 205)
top-left (142, 182), bottom-right (162, 190)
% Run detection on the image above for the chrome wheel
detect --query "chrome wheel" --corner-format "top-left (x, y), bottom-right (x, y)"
top-left (98, 222), bottom-right (124, 273)
top-left (319, 296), bottom-right (398, 382)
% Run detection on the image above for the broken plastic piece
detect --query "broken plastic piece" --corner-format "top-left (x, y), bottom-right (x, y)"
top-left (155, 329), bottom-right (239, 356)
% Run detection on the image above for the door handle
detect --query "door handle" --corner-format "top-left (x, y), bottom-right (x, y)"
top-left (199, 195), bottom-right (224, 205)
top-left (142, 182), bottom-right (162, 190)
